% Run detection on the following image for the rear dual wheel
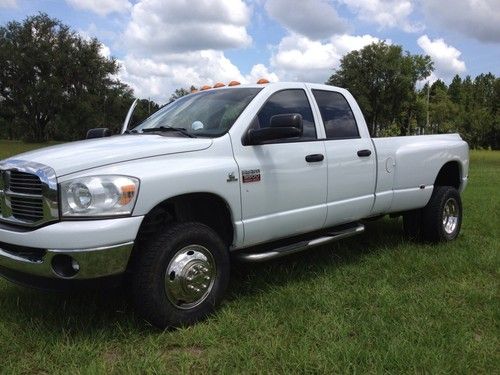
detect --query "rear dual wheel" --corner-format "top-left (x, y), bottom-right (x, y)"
top-left (403, 186), bottom-right (462, 242)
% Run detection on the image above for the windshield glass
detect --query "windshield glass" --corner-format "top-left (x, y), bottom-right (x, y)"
top-left (133, 88), bottom-right (262, 137)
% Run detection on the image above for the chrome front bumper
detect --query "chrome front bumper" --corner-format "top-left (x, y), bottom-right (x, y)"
top-left (0, 242), bottom-right (134, 279)
top-left (0, 216), bottom-right (143, 281)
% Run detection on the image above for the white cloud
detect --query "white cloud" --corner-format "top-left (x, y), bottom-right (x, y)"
top-left (0, 0), bottom-right (16, 7)
top-left (245, 63), bottom-right (279, 83)
top-left (339, 0), bottom-right (422, 32)
top-left (99, 44), bottom-right (111, 59)
top-left (417, 35), bottom-right (466, 81)
top-left (265, 0), bottom-right (347, 39)
top-left (124, 0), bottom-right (252, 54)
top-left (422, 0), bottom-right (500, 43)
top-left (118, 52), bottom-right (277, 103)
top-left (271, 33), bottom-right (381, 82)
top-left (65, 0), bottom-right (131, 16)
top-left (78, 29), bottom-right (112, 59)
top-left (115, 0), bottom-right (269, 103)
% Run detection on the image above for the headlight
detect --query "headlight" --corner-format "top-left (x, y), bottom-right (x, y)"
top-left (60, 175), bottom-right (139, 217)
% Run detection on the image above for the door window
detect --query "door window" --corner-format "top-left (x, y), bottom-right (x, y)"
top-left (250, 89), bottom-right (317, 141)
top-left (312, 90), bottom-right (360, 139)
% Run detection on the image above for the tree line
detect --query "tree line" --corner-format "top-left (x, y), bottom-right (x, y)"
top-left (0, 13), bottom-right (158, 142)
top-left (327, 42), bottom-right (499, 149)
top-left (0, 14), bottom-right (498, 149)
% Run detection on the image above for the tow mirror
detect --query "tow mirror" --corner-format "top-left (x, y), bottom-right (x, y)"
top-left (86, 128), bottom-right (112, 139)
top-left (246, 113), bottom-right (303, 145)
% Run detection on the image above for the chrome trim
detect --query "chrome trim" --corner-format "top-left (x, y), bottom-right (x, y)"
top-left (0, 242), bottom-right (133, 279)
top-left (236, 224), bottom-right (364, 262)
top-left (164, 244), bottom-right (216, 310)
top-left (0, 159), bottom-right (59, 227)
top-left (442, 198), bottom-right (459, 235)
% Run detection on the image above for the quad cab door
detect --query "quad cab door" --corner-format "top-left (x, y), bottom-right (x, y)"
top-left (231, 86), bottom-right (328, 247)
top-left (307, 85), bottom-right (376, 226)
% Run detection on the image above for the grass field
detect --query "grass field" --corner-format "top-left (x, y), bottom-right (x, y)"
top-left (0, 140), bottom-right (498, 374)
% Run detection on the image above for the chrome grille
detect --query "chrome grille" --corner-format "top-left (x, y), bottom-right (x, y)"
top-left (0, 160), bottom-right (59, 227)
top-left (11, 196), bottom-right (44, 221)
top-left (9, 171), bottom-right (43, 195)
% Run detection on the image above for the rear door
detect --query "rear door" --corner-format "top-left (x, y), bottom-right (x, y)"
top-left (308, 86), bottom-right (376, 226)
top-left (231, 87), bottom-right (328, 246)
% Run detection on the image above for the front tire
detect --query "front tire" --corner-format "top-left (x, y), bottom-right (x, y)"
top-left (132, 222), bottom-right (230, 328)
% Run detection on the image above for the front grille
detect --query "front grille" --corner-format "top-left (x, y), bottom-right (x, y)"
top-left (8, 171), bottom-right (44, 223)
top-left (0, 160), bottom-right (59, 227)
top-left (9, 171), bottom-right (43, 195)
top-left (11, 196), bottom-right (44, 222)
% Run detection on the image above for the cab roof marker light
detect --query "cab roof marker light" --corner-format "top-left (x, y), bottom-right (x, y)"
top-left (228, 80), bottom-right (241, 86)
top-left (200, 85), bottom-right (212, 91)
top-left (257, 78), bottom-right (269, 84)
top-left (213, 82), bottom-right (225, 88)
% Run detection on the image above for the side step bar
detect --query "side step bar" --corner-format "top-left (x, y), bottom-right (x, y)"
top-left (235, 223), bottom-right (365, 263)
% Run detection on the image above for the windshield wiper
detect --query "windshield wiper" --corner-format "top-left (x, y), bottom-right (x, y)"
top-left (124, 129), bottom-right (138, 134)
top-left (141, 126), bottom-right (196, 138)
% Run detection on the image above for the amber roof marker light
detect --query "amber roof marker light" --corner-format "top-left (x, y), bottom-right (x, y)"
top-left (257, 78), bottom-right (270, 84)
top-left (200, 85), bottom-right (212, 91)
top-left (228, 80), bottom-right (241, 86)
top-left (213, 82), bottom-right (225, 88)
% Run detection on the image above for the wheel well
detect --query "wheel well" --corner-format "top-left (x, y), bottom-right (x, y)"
top-left (135, 193), bottom-right (234, 248)
top-left (434, 161), bottom-right (461, 190)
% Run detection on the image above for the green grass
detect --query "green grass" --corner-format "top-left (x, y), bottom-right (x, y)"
top-left (0, 141), bottom-right (498, 374)
top-left (0, 139), bottom-right (60, 160)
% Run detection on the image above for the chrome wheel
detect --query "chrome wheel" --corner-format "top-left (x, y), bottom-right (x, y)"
top-left (442, 198), bottom-right (459, 235)
top-left (164, 245), bottom-right (216, 310)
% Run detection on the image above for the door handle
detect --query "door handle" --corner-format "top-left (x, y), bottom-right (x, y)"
top-left (305, 154), bottom-right (324, 162)
top-left (357, 149), bottom-right (372, 157)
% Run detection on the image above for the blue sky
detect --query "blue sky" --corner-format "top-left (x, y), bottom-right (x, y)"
top-left (1, 0), bottom-right (499, 103)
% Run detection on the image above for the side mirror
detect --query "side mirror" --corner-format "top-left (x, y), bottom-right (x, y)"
top-left (246, 113), bottom-right (303, 145)
top-left (86, 128), bottom-right (111, 139)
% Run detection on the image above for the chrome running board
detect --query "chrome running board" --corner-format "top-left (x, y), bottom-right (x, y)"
top-left (235, 223), bottom-right (365, 262)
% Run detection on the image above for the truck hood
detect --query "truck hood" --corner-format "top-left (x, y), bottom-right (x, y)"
top-left (6, 135), bottom-right (213, 176)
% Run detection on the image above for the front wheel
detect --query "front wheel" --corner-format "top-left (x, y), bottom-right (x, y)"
top-left (132, 222), bottom-right (230, 328)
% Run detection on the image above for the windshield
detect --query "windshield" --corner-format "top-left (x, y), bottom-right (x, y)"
top-left (132, 88), bottom-right (262, 137)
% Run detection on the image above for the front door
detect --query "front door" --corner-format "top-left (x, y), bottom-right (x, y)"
top-left (232, 88), bottom-right (328, 246)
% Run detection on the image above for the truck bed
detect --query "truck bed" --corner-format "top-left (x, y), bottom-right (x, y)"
top-left (371, 133), bottom-right (469, 215)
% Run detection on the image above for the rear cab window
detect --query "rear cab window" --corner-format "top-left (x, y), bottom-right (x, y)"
top-left (312, 90), bottom-right (360, 139)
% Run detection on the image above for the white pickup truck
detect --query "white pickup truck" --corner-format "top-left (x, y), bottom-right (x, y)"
top-left (0, 82), bottom-right (469, 327)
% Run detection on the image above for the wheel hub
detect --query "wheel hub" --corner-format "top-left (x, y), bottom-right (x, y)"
top-left (165, 245), bottom-right (216, 309)
top-left (442, 198), bottom-right (459, 235)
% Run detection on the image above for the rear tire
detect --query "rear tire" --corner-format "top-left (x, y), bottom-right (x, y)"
top-left (132, 222), bottom-right (230, 328)
top-left (422, 186), bottom-right (462, 242)
top-left (403, 186), bottom-right (462, 243)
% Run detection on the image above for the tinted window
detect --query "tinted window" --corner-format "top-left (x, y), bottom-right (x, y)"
top-left (312, 90), bottom-right (359, 139)
top-left (251, 89), bottom-right (316, 140)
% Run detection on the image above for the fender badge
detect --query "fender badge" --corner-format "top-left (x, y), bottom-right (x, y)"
top-left (242, 169), bottom-right (261, 183)
top-left (227, 172), bottom-right (238, 182)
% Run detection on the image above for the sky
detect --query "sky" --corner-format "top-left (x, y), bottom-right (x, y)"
top-left (1, 0), bottom-right (499, 104)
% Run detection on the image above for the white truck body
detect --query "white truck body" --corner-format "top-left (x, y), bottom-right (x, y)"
top-left (0, 82), bottom-right (469, 285)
